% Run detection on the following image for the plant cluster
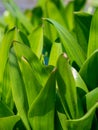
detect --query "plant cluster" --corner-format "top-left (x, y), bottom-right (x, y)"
top-left (0, 0), bottom-right (98, 130)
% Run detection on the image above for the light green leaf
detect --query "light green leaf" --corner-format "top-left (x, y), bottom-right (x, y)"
top-left (87, 8), bottom-right (98, 57)
top-left (0, 27), bottom-right (17, 99)
top-left (72, 67), bottom-right (88, 94)
top-left (58, 103), bottom-right (98, 130)
top-left (49, 42), bottom-right (62, 66)
top-left (18, 56), bottom-right (42, 107)
top-left (28, 70), bottom-right (56, 130)
top-left (56, 53), bottom-right (81, 119)
top-left (28, 26), bottom-right (43, 58)
top-left (79, 50), bottom-right (98, 91)
top-left (13, 42), bottom-right (53, 87)
top-left (45, 18), bottom-right (86, 67)
top-left (65, 1), bottom-right (74, 31)
top-left (2, 0), bottom-right (33, 33)
top-left (9, 48), bottom-right (30, 130)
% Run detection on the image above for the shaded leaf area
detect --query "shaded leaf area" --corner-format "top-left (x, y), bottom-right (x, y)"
top-left (80, 50), bottom-right (98, 91)
top-left (0, 101), bottom-right (20, 130)
top-left (87, 8), bottom-right (98, 57)
top-left (74, 12), bottom-right (92, 55)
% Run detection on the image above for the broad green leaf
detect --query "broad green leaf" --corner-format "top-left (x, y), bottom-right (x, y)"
top-left (45, 18), bottom-right (86, 67)
top-left (49, 42), bottom-right (62, 66)
top-left (74, 12), bottom-right (92, 55)
top-left (79, 50), bottom-right (98, 91)
top-left (2, 0), bottom-right (33, 33)
top-left (0, 116), bottom-right (20, 130)
top-left (0, 101), bottom-right (13, 117)
top-left (84, 87), bottom-right (98, 110)
top-left (65, 1), bottom-right (74, 31)
top-left (28, 70), bottom-right (56, 130)
top-left (13, 42), bottom-right (53, 87)
top-left (2, 61), bottom-right (14, 110)
top-left (18, 56), bottom-right (42, 107)
top-left (58, 102), bottom-right (98, 130)
top-left (9, 48), bottom-right (30, 130)
top-left (28, 26), bottom-right (43, 58)
top-left (72, 67), bottom-right (88, 94)
top-left (0, 27), bottom-right (17, 99)
top-left (0, 101), bottom-right (20, 130)
top-left (87, 8), bottom-right (98, 57)
top-left (56, 54), bottom-right (81, 119)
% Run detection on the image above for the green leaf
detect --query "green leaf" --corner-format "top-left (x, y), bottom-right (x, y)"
top-left (28, 26), bottom-right (43, 58)
top-left (87, 8), bottom-right (98, 57)
top-left (72, 67), bottom-right (88, 94)
top-left (84, 87), bottom-right (98, 110)
top-left (0, 101), bottom-right (20, 130)
top-left (28, 70), bottom-right (56, 130)
top-left (58, 103), bottom-right (98, 130)
top-left (74, 0), bottom-right (86, 11)
top-left (9, 48), bottom-right (30, 130)
top-left (0, 27), bottom-right (16, 99)
top-left (49, 42), bottom-right (62, 66)
top-left (65, 1), bottom-right (74, 31)
top-left (79, 50), bottom-right (98, 91)
top-left (74, 12), bottom-right (92, 55)
top-left (2, 0), bottom-right (33, 33)
top-left (13, 42), bottom-right (53, 88)
top-left (56, 54), bottom-right (81, 119)
top-left (18, 56), bottom-right (42, 107)
top-left (45, 18), bottom-right (86, 68)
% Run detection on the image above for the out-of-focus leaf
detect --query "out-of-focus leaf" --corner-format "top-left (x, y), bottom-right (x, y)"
top-left (49, 42), bottom-right (62, 66)
top-left (45, 18), bottom-right (86, 67)
top-left (28, 26), bottom-right (43, 58)
top-left (56, 54), bottom-right (83, 119)
top-left (58, 103), bottom-right (98, 130)
top-left (0, 101), bottom-right (20, 130)
top-left (9, 48), bottom-right (30, 130)
top-left (28, 70), bottom-right (56, 130)
top-left (0, 27), bottom-right (16, 99)
top-left (74, 0), bottom-right (86, 11)
top-left (74, 12), bottom-right (92, 55)
top-left (79, 50), bottom-right (98, 91)
top-left (2, 0), bottom-right (33, 33)
top-left (87, 9), bottom-right (98, 57)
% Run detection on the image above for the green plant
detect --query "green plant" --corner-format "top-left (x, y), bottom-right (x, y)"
top-left (0, 0), bottom-right (98, 130)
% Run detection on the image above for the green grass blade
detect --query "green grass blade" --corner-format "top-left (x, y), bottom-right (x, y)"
top-left (45, 18), bottom-right (86, 67)
top-left (28, 71), bottom-right (56, 130)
